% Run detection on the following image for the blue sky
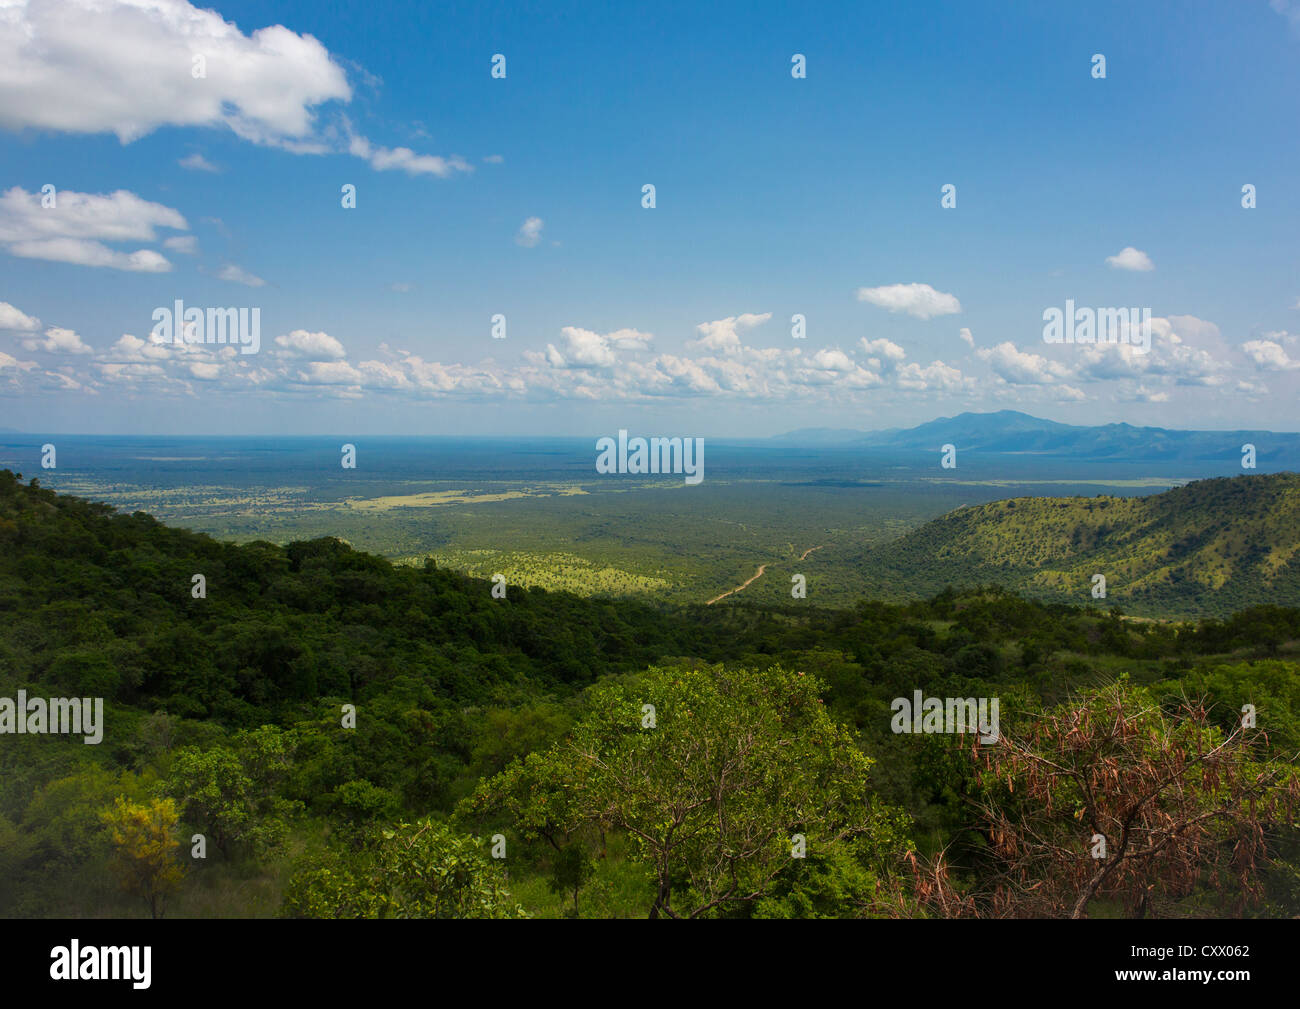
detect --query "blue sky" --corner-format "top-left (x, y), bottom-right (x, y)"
top-left (2, 0), bottom-right (1299, 436)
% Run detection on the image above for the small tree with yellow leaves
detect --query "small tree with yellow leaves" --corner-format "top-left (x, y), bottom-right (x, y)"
top-left (101, 796), bottom-right (186, 919)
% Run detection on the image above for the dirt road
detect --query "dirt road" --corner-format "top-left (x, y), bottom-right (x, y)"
top-left (705, 563), bottom-right (768, 605)
top-left (706, 544), bottom-right (828, 604)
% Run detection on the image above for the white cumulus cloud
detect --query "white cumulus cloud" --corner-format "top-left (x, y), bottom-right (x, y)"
top-left (977, 342), bottom-right (1073, 385)
top-left (0, 301), bottom-right (40, 331)
top-left (0, 0), bottom-right (351, 147)
top-left (274, 329), bottom-right (347, 360)
top-left (1105, 246), bottom-right (1154, 271)
top-left (856, 283), bottom-right (961, 319)
top-left (544, 326), bottom-right (651, 369)
top-left (21, 326), bottom-right (93, 354)
top-left (1241, 338), bottom-right (1300, 371)
top-left (0, 186), bottom-right (185, 271)
top-left (691, 313), bottom-right (772, 353)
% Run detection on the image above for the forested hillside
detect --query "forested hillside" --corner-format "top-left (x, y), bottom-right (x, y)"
top-left (855, 473), bottom-right (1300, 617)
top-left (2, 470), bottom-right (1299, 919)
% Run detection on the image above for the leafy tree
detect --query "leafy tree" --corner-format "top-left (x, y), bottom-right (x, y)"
top-left (281, 818), bottom-right (525, 918)
top-left (163, 740), bottom-right (296, 859)
top-left (163, 746), bottom-right (254, 858)
top-left (47, 651), bottom-right (119, 696)
top-left (751, 843), bottom-right (893, 919)
top-left (473, 664), bottom-right (910, 918)
top-left (324, 780), bottom-right (401, 828)
top-left (101, 796), bottom-right (185, 919)
top-left (19, 764), bottom-right (148, 870)
top-left (467, 702), bottom-right (573, 780)
top-left (459, 748), bottom-right (587, 853)
top-left (0, 813), bottom-right (35, 911)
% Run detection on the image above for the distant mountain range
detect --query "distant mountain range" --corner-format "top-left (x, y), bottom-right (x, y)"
top-left (776, 411), bottom-right (1300, 464)
top-left (852, 472), bottom-right (1300, 618)
top-left (767, 427), bottom-right (869, 445)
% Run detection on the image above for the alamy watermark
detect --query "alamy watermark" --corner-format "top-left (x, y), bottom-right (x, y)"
top-left (595, 430), bottom-right (704, 485)
top-left (0, 691), bottom-right (103, 744)
top-left (50, 941), bottom-right (150, 989)
top-left (891, 690), bottom-right (999, 744)
top-left (1043, 300), bottom-right (1150, 355)
top-left (151, 300), bottom-right (261, 354)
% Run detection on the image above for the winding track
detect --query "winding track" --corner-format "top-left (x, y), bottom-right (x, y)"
top-left (705, 564), bottom-right (768, 605)
top-left (705, 544), bottom-right (827, 604)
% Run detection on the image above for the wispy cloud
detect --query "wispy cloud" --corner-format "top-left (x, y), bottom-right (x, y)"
top-left (218, 264), bottom-right (266, 287)
top-left (348, 130), bottom-right (473, 178)
top-left (178, 153), bottom-right (221, 173)
top-left (1271, 0), bottom-right (1300, 32)
top-left (164, 235), bottom-right (199, 255)
top-left (515, 216), bottom-right (544, 247)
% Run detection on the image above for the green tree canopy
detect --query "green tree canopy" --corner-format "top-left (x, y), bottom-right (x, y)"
top-left (467, 664), bottom-right (911, 918)
top-left (282, 818), bottom-right (525, 919)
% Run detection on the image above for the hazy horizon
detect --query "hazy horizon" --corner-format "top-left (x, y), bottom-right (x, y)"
top-left (5, 407), bottom-right (1300, 439)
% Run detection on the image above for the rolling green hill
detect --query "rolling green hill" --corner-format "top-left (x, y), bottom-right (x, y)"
top-left (856, 472), bottom-right (1300, 617)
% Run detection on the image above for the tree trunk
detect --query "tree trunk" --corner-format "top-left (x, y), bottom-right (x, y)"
top-left (648, 877), bottom-right (671, 919)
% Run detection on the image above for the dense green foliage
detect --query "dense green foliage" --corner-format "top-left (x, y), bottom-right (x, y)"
top-left (281, 818), bottom-right (524, 919)
top-left (460, 664), bottom-right (911, 918)
top-left (2, 470), bottom-right (1299, 918)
